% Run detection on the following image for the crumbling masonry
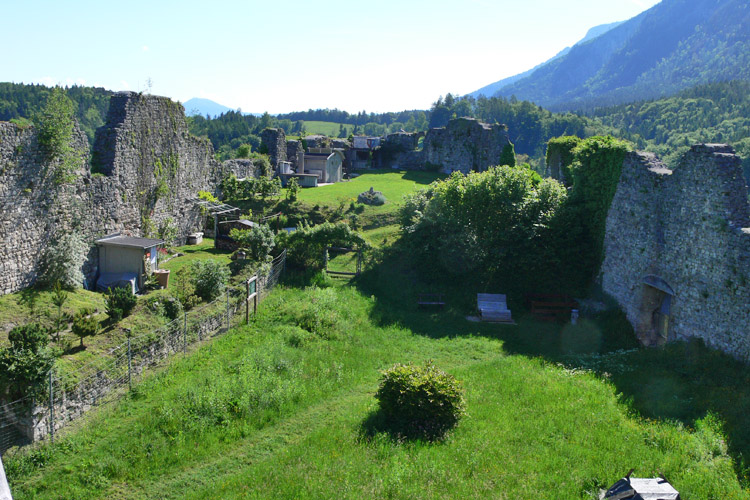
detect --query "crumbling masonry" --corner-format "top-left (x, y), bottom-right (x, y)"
top-left (600, 144), bottom-right (750, 360)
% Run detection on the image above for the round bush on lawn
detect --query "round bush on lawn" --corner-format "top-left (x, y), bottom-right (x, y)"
top-left (375, 361), bottom-right (466, 439)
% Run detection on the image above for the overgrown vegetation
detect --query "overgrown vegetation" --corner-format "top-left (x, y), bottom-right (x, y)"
top-left (37, 232), bottom-right (88, 290)
top-left (279, 221), bottom-right (369, 270)
top-left (400, 165), bottom-right (566, 294)
top-left (399, 136), bottom-right (630, 295)
top-left (189, 259), bottom-right (229, 301)
top-left (0, 323), bottom-right (54, 400)
top-left (35, 87), bottom-right (81, 184)
top-left (105, 287), bottom-right (137, 322)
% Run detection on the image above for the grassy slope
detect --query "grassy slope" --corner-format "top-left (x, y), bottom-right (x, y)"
top-left (286, 121), bottom-right (355, 139)
top-left (6, 278), bottom-right (748, 499)
top-left (0, 239), bottom-right (234, 382)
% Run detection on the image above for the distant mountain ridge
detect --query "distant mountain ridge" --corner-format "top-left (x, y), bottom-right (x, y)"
top-left (469, 21), bottom-right (624, 99)
top-left (183, 98), bottom-right (234, 118)
top-left (471, 0), bottom-right (750, 111)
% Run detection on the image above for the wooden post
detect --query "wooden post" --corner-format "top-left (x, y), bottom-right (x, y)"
top-left (127, 337), bottom-right (132, 391)
top-left (48, 370), bottom-right (54, 444)
top-left (246, 279), bottom-right (250, 324)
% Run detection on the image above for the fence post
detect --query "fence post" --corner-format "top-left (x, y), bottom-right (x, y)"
top-left (226, 292), bottom-right (230, 330)
top-left (48, 370), bottom-right (54, 444)
top-left (127, 337), bottom-right (132, 391)
top-left (246, 279), bottom-right (250, 324)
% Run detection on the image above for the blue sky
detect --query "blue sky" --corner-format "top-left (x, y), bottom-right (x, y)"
top-left (4, 0), bottom-right (661, 114)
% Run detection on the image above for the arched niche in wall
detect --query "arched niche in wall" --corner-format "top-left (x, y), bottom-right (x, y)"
top-left (635, 275), bottom-right (675, 346)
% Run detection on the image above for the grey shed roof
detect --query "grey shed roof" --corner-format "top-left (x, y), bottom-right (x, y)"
top-left (95, 235), bottom-right (165, 249)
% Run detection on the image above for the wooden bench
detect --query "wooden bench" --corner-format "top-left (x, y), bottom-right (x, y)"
top-left (525, 294), bottom-right (578, 322)
top-left (477, 293), bottom-right (513, 322)
top-left (418, 293), bottom-right (446, 308)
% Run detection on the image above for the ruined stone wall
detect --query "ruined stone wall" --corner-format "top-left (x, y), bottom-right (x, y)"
top-left (422, 118), bottom-right (511, 174)
top-left (286, 140), bottom-right (303, 172)
top-left (601, 145), bottom-right (750, 360)
top-left (0, 122), bottom-right (91, 293)
top-left (0, 92), bottom-right (225, 295)
top-left (260, 128), bottom-right (287, 168)
top-left (221, 159), bottom-right (258, 179)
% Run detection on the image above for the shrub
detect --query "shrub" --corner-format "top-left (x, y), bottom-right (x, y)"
top-left (163, 295), bottom-right (184, 320)
top-left (229, 224), bottom-right (275, 262)
top-left (283, 221), bottom-right (368, 269)
top-left (357, 188), bottom-right (386, 206)
top-left (0, 323), bottom-right (55, 400)
top-left (38, 232), bottom-right (88, 289)
top-left (7, 323), bottom-right (49, 352)
top-left (105, 287), bottom-right (137, 322)
top-left (286, 176), bottom-right (300, 202)
top-left (173, 268), bottom-right (200, 310)
top-left (375, 361), bottom-right (466, 439)
top-left (71, 311), bottom-right (99, 347)
top-left (190, 260), bottom-right (230, 301)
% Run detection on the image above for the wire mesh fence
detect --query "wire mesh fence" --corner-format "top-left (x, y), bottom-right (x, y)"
top-left (0, 250), bottom-right (286, 456)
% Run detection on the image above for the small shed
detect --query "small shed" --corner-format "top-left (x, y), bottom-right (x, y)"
top-left (216, 219), bottom-right (256, 251)
top-left (95, 234), bottom-right (164, 293)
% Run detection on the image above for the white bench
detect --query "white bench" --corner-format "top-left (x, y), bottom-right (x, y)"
top-left (477, 293), bottom-right (513, 322)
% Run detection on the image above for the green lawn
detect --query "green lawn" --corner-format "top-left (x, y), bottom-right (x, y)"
top-left (286, 121), bottom-right (354, 140)
top-left (295, 169), bottom-right (441, 208)
top-left (5, 268), bottom-right (749, 498)
top-left (160, 238), bottom-right (231, 277)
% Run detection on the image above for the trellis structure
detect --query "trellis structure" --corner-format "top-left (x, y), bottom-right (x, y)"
top-left (190, 198), bottom-right (241, 247)
top-left (324, 246), bottom-right (362, 277)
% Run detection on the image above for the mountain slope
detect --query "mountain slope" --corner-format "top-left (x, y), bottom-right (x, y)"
top-left (469, 21), bottom-right (623, 99)
top-left (183, 97), bottom-right (233, 117)
top-left (481, 0), bottom-right (750, 110)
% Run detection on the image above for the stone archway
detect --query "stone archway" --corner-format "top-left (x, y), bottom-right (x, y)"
top-left (634, 275), bottom-right (675, 346)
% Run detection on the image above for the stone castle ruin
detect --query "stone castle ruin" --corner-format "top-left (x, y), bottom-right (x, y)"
top-left (261, 117), bottom-right (512, 176)
top-left (2, 93), bottom-right (749, 362)
top-left (601, 144), bottom-right (750, 360)
top-left (0, 92), bottom-right (251, 295)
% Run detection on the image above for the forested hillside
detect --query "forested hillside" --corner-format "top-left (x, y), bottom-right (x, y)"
top-left (1, 81), bottom-right (748, 180)
top-left (484, 0), bottom-right (750, 111)
top-left (591, 80), bottom-right (750, 177)
top-left (0, 83), bottom-right (112, 145)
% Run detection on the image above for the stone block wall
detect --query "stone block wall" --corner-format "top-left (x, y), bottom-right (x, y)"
top-left (601, 145), bottom-right (750, 360)
top-left (423, 118), bottom-right (511, 174)
top-left (0, 92), bottom-right (225, 295)
top-left (260, 128), bottom-right (287, 168)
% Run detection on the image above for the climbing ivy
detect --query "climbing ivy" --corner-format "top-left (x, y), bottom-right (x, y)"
top-left (554, 136), bottom-right (631, 292)
top-left (499, 143), bottom-right (516, 167)
top-left (545, 136), bottom-right (581, 184)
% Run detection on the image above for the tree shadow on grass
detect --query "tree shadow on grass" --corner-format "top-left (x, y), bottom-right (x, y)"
top-left (355, 250), bottom-right (750, 482)
top-left (357, 407), bottom-right (455, 445)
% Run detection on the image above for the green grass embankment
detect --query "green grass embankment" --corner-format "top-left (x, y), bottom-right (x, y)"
top-left (6, 280), bottom-right (748, 499)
